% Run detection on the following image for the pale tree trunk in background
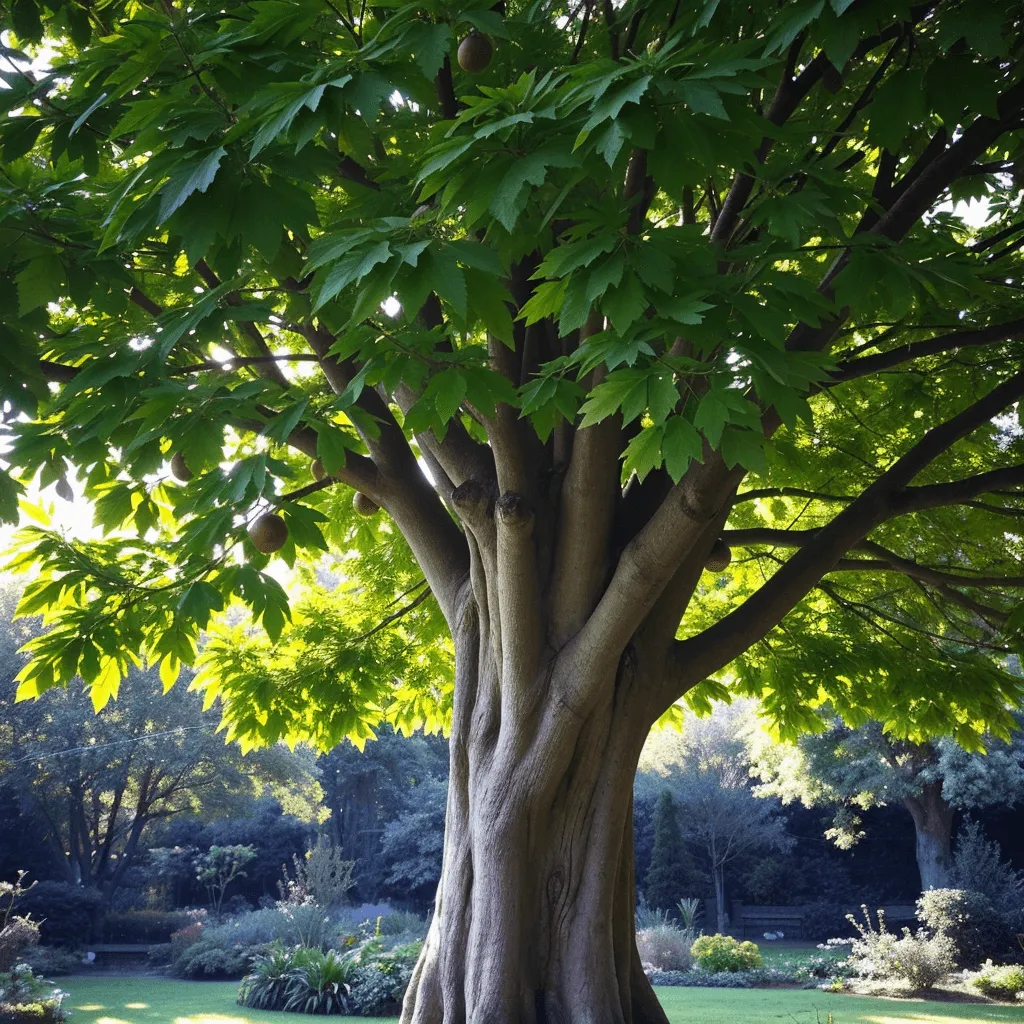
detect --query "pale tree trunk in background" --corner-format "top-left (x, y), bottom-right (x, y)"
top-left (712, 866), bottom-right (728, 936)
top-left (904, 782), bottom-right (956, 892)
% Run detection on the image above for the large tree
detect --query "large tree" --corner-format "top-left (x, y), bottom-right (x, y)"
top-left (3, 1), bottom-right (1024, 1020)
top-left (753, 714), bottom-right (1024, 892)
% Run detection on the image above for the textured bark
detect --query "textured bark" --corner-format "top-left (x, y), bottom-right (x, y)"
top-left (400, 605), bottom-right (670, 1024)
top-left (904, 783), bottom-right (955, 892)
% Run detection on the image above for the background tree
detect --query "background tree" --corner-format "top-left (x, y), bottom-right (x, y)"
top-left (319, 726), bottom-right (448, 901)
top-left (643, 790), bottom-right (702, 913)
top-left (641, 708), bottom-right (791, 933)
top-left (0, 587), bottom-right (320, 896)
top-left (4, 1), bottom-right (1024, 1020)
top-left (753, 715), bottom-right (1024, 892)
top-left (379, 777), bottom-right (449, 913)
top-left (195, 844), bottom-right (257, 917)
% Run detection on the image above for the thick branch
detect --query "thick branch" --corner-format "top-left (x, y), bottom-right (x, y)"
top-left (494, 493), bottom-right (541, 720)
top-left (676, 367), bottom-right (1024, 688)
top-left (549, 318), bottom-right (621, 649)
top-left (830, 556), bottom-right (1024, 590)
top-left (831, 319), bottom-right (1024, 382)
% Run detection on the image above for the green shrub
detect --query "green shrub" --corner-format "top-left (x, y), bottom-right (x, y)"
top-left (237, 945), bottom-right (296, 1011)
top-left (972, 962), bottom-right (1024, 1001)
top-left (690, 935), bottom-right (763, 973)
top-left (645, 967), bottom-right (796, 988)
top-left (347, 943), bottom-right (420, 1016)
top-left (19, 948), bottom-right (79, 978)
top-left (146, 944), bottom-right (173, 968)
top-left (886, 931), bottom-right (957, 989)
top-left (173, 937), bottom-right (269, 979)
top-left (0, 965), bottom-right (69, 1024)
top-left (238, 946), bottom-right (358, 1014)
top-left (283, 948), bottom-right (357, 1014)
top-left (376, 912), bottom-right (424, 937)
top-left (0, 919), bottom-right (40, 973)
top-left (14, 885), bottom-right (104, 948)
top-left (102, 910), bottom-right (194, 944)
top-left (916, 889), bottom-right (1011, 967)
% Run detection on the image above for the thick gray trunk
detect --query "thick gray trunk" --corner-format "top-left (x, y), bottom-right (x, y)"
top-left (904, 783), bottom-right (955, 892)
top-left (400, 632), bottom-right (668, 1024)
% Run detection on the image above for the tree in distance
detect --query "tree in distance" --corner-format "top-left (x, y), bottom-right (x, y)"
top-left (2, 2), bottom-right (1024, 1021)
top-left (753, 713), bottom-right (1024, 893)
top-left (643, 790), bottom-right (702, 913)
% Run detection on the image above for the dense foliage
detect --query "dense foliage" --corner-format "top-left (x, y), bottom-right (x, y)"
top-left (1, 0), bottom-right (1023, 749)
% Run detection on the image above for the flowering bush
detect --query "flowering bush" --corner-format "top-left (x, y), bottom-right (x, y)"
top-left (916, 889), bottom-right (1012, 967)
top-left (844, 906), bottom-right (956, 989)
top-left (0, 918), bottom-right (41, 973)
top-left (637, 925), bottom-right (693, 972)
top-left (691, 935), bottom-right (763, 973)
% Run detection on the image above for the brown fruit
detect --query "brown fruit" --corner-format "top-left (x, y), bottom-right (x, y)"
top-left (457, 32), bottom-right (493, 73)
top-left (704, 539), bottom-right (732, 573)
top-left (171, 452), bottom-right (193, 482)
top-left (248, 513), bottom-right (289, 554)
top-left (312, 459), bottom-right (326, 481)
top-left (352, 492), bottom-right (380, 517)
top-left (55, 475), bottom-right (74, 502)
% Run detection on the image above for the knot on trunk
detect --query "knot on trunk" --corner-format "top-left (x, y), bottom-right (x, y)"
top-left (495, 492), bottom-right (534, 533)
top-left (452, 479), bottom-right (493, 525)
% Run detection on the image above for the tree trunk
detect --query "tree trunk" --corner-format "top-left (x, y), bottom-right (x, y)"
top-left (713, 867), bottom-right (727, 936)
top-left (399, 614), bottom-right (669, 1024)
top-left (903, 783), bottom-right (956, 892)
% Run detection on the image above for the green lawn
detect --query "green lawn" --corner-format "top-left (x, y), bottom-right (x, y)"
top-left (62, 976), bottom-right (1023, 1024)
top-left (62, 978), bottom-right (394, 1024)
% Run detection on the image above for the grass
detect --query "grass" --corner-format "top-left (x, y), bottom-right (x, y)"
top-left (63, 978), bottom-right (394, 1024)
top-left (654, 987), bottom-right (1024, 1024)
top-left (61, 976), bottom-right (1024, 1024)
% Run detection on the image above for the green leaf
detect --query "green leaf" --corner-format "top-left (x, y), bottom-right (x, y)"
top-left (662, 417), bottom-right (703, 482)
top-left (315, 423), bottom-right (353, 475)
top-left (694, 389), bottom-right (730, 448)
top-left (602, 273), bottom-right (647, 333)
top-left (158, 147), bottom-right (227, 223)
top-left (16, 255), bottom-right (64, 315)
top-left (647, 373), bottom-right (680, 424)
top-left (430, 369), bottom-right (467, 423)
top-left (720, 426), bottom-right (766, 472)
top-left (622, 424), bottom-right (663, 483)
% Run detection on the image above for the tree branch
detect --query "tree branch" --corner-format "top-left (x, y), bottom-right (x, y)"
top-left (194, 260), bottom-right (291, 390)
top-left (830, 318), bottom-right (1024, 383)
top-left (675, 366), bottom-right (1024, 689)
top-left (549, 317), bottom-right (622, 649)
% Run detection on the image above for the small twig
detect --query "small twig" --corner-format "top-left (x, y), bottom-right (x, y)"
top-left (347, 586), bottom-right (433, 645)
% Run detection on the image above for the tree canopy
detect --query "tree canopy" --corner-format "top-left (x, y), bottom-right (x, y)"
top-left (2, 0), bottom-right (1024, 750)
